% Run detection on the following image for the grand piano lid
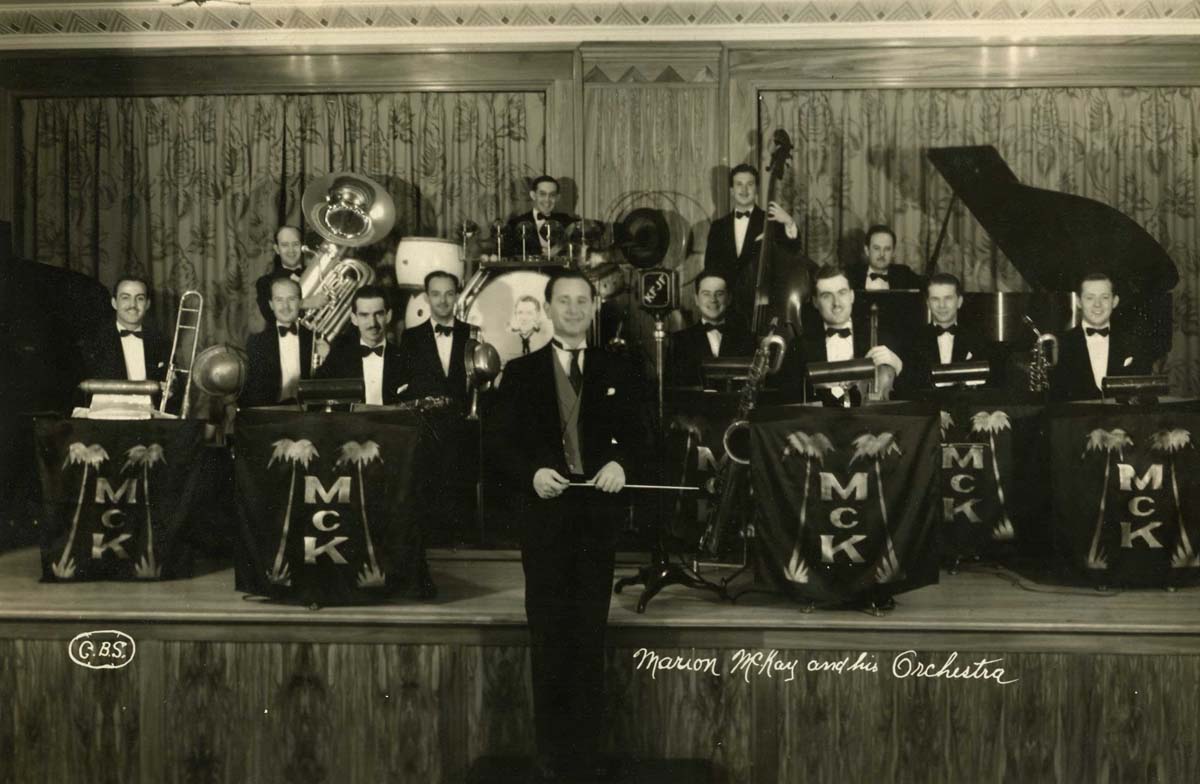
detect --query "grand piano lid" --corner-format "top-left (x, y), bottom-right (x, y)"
top-left (927, 146), bottom-right (1179, 296)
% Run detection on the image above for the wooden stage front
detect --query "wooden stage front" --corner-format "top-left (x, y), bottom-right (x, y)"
top-left (1, 545), bottom-right (1198, 783)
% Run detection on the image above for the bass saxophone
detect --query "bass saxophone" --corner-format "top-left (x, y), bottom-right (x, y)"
top-left (699, 319), bottom-right (787, 556)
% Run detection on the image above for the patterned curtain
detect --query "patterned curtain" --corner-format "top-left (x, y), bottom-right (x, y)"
top-left (21, 92), bottom-right (545, 341)
top-left (760, 88), bottom-right (1200, 393)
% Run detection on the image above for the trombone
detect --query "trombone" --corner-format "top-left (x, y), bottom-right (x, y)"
top-left (159, 290), bottom-right (203, 417)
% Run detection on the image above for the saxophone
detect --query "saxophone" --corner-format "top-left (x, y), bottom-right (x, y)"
top-left (699, 319), bottom-right (787, 556)
top-left (1024, 315), bottom-right (1059, 392)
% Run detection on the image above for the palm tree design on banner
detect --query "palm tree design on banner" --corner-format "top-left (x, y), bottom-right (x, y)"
top-left (849, 432), bottom-right (903, 583)
top-left (53, 443), bottom-right (110, 579)
top-left (335, 440), bottom-right (387, 588)
top-left (781, 431), bottom-right (834, 583)
top-left (123, 444), bottom-right (166, 579)
top-left (970, 411), bottom-right (1016, 542)
top-left (1149, 429), bottom-right (1198, 569)
top-left (939, 411), bottom-right (955, 441)
top-left (1083, 428), bottom-right (1133, 570)
top-left (267, 438), bottom-right (319, 586)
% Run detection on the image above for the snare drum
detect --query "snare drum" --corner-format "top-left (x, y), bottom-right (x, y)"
top-left (394, 237), bottom-right (464, 289)
top-left (460, 270), bottom-right (557, 366)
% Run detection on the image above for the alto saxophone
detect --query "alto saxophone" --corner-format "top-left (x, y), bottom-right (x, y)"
top-left (699, 319), bottom-right (787, 556)
top-left (1024, 315), bottom-right (1059, 392)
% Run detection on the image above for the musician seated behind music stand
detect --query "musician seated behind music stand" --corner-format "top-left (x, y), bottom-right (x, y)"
top-left (80, 275), bottom-right (169, 385)
top-left (789, 265), bottom-right (904, 407)
top-left (241, 277), bottom-right (314, 408)
top-left (503, 175), bottom-right (573, 259)
top-left (316, 285), bottom-right (407, 406)
top-left (1050, 271), bottom-right (1154, 402)
top-left (897, 272), bottom-right (991, 393)
top-left (669, 272), bottom-right (755, 387)
top-left (847, 224), bottom-right (925, 291)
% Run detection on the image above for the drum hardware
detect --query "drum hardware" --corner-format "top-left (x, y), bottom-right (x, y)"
top-left (518, 222), bottom-right (532, 262)
top-left (299, 172), bottom-right (396, 370)
top-left (1024, 315), bottom-right (1059, 393)
top-left (457, 219), bottom-right (479, 262)
top-left (160, 290), bottom-right (204, 417)
top-left (615, 208), bottom-right (670, 269)
top-left (394, 237), bottom-right (464, 290)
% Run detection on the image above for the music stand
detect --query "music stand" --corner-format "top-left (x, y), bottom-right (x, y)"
top-left (700, 356), bottom-right (752, 393)
top-left (297, 379), bottom-right (364, 413)
top-left (805, 359), bottom-right (874, 406)
top-left (930, 361), bottom-right (990, 388)
top-left (1101, 374), bottom-right (1170, 405)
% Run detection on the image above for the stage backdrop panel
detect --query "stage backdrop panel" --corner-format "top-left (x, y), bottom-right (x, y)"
top-left (749, 402), bottom-right (941, 605)
top-left (35, 417), bottom-right (207, 581)
top-left (234, 410), bottom-right (426, 606)
top-left (1049, 401), bottom-right (1200, 588)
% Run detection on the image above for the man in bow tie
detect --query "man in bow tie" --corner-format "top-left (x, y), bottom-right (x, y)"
top-left (493, 270), bottom-right (647, 780)
top-left (81, 276), bottom-right (169, 384)
top-left (253, 225), bottom-right (327, 325)
top-left (702, 163), bottom-right (806, 325)
top-left (847, 224), bottom-right (924, 291)
top-left (789, 265), bottom-right (906, 406)
top-left (241, 277), bottom-right (314, 407)
top-left (669, 272), bottom-right (755, 387)
top-left (503, 175), bottom-right (574, 259)
top-left (317, 285), bottom-right (407, 405)
top-left (1050, 272), bottom-right (1153, 401)
top-left (897, 272), bottom-right (991, 392)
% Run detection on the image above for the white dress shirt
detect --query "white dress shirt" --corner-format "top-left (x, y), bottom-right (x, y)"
top-left (864, 271), bottom-right (891, 291)
top-left (936, 325), bottom-right (956, 365)
top-left (1085, 323), bottom-right (1111, 391)
top-left (702, 321), bottom-right (723, 357)
top-left (733, 211), bottom-right (751, 257)
top-left (117, 322), bottom-right (147, 381)
top-left (533, 211), bottom-right (551, 255)
top-left (361, 341), bottom-right (386, 405)
top-left (553, 338), bottom-right (586, 377)
top-left (276, 324), bottom-right (301, 402)
top-left (824, 323), bottom-right (854, 401)
top-left (432, 320), bottom-right (454, 376)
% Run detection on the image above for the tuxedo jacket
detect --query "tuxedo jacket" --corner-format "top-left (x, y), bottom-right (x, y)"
top-left (241, 324), bottom-right (314, 407)
top-left (397, 319), bottom-right (470, 409)
top-left (847, 263), bottom-right (925, 291)
top-left (80, 323), bottom-right (169, 383)
top-left (1050, 326), bottom-right (1154, 402)
top-left (786, 321), bottom-right (902, 406)
top-left (493, 345), bottom-right (645, 504)
top-left (254, 258), bottom-right (304, 323)
top-left (503, 210), bottom-right (574, 257)
top-left (316, 334), bottom-right (408, 405)
top-left (702, 206), bottom-right (803, 324)
top-left (898, 323), bottom-right (990, 392)
top-left (669, 321), bottom-right (756, 387)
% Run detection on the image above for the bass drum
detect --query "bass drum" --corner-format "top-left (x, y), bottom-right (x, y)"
top-left (394, 237), bottom-right (464, 290)
top-left (463, 271), bottom-right (556, 367)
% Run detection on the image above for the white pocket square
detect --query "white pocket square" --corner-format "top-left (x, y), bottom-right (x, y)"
top-left (1123, 356), bottom-right (1133, 368)
top-left (606, 387), bottom-right (616, 396)
top-left (965, 352), bottom-right (973, 360)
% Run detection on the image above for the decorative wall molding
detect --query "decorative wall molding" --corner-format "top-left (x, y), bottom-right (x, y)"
top-left (1, 1), bottom-right (1199, 51)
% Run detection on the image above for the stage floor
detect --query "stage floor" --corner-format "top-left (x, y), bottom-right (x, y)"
top-left (1, 546), bottom-right (1198, 653)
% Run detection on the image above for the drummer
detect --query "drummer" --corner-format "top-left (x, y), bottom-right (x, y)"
top-left (503, 175), bottom-right (574, 259)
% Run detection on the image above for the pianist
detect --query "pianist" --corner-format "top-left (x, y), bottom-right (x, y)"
top-left (898, 273), bottom-right (991, 391)
top-left (1050, 272), bottom-right (1154, 402)
top-left (848, 224), bottom-right (925, 291)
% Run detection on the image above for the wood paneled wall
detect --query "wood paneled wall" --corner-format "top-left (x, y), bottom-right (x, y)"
top-left (1, 635), bottom-right (1196, 784)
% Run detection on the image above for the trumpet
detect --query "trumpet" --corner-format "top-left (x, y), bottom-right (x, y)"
top-left (159, 290), bottom-right (203, 417)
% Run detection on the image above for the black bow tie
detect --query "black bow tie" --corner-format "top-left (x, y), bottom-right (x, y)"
top-left (703, 322), bottom-right (724, 333)
top-left (734, 210), bottom-right (752, 219)
top-left (1086, 327), bottom-right (1110, 337)
top-left (359, 344), bottom-right (384, 357)
top-left (825, 327), bottom-right (852, 339)
top-left (534, 211), bottom-right (549, 222)
top-left (118, 329), bottom-right (142, 339)
top-left (868, 272), bottom-right (888, 281)
top-left (434, 323), bottom-right (453, 337)
top-left (277, 324), bottom-right (298, 337)
top-left (935, 324), bottom-right (958, 336)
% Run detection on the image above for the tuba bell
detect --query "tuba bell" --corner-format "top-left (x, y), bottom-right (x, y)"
top-left (297, 172), bottom-right (396, 368)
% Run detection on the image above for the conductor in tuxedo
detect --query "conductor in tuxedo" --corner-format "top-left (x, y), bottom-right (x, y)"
top-left (1050, 272), bottom-right (1154, 401)
top-left (702, 163), bottom-right (803, 324)
top-left (241, 277), bottom-right (314, 407)
top-left (397, 270), bottom-right (474, 544)
top-left (503, 175), bottom-right (574, 259)
top-left (493, 270), bottom-right (645, 780)
top-left (669, 272), bottom-right (755, 387)
top-left (789, 265), bottom-right (906, 406)
top-left (847, 224), bottom-right (925, 291)
top-left (898, 272), bottom-right (991, 392)
top-left (316, 285), bottom-right (407, 405)
top-left (81, 276), bottom-right (169, 383)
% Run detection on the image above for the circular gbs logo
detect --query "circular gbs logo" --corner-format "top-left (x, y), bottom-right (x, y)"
top-left (68, 630), bottom-right (136, 669)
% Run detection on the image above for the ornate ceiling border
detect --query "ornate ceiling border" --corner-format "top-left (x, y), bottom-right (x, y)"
top-left (0, 1), bottom-right (1199, 51)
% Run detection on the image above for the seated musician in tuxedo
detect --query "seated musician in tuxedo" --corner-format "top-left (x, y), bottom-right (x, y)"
top-left (847, 224), bottom-right (924, 291)
top-left (503, 175), bottom-right (573, 258)
top-left (789, 265), bottom-right (905, 407)
top-left (241, 277), bottom-right (314, 407)
top-left (81, 276), bottom-right (168, 383)
top-left (317, 285), bottom-right (407, 405)
top-left (1050, 272), bottom-right (1153, 401)
top-left (898, 272), bottom-right (991, 391)
top-left (253, 225), bottom-right (326, 324)
top-left (669, 272), bottom-right (755, 387)
top-left (702, 163), bottom-right (803, 324)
